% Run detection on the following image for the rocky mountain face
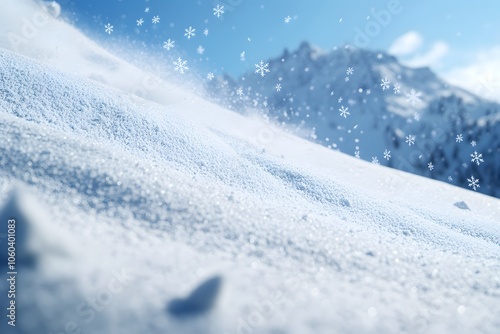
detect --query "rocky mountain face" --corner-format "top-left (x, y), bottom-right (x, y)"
top-left (207, 42), bottom-right (500, 198)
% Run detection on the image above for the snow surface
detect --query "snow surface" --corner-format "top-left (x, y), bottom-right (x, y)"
top-left (0, 1), bottom-right (499, 333)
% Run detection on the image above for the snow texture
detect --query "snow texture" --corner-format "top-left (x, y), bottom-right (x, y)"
top-left (0, 1), bottom-right (499, 334)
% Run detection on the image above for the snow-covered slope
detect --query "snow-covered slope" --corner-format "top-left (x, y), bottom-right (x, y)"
top-left (209, 42), bottom-right (500, 198)
top-left (0, 1), bottom-right (499, 334)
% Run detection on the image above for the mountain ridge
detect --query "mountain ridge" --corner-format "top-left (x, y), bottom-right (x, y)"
top-left (207, 42), bottom-right (500, 197)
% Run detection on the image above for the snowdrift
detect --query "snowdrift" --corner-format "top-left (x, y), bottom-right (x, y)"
top-left (0, 1), bottom-right (499, 333)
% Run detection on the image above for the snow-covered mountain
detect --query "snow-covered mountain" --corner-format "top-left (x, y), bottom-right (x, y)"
top-left (0, 1), bottom-right (499, 333)
top-left (208, 42), bottom-right (500, 198)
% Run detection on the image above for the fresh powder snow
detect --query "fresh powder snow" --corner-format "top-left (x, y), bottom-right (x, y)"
top-left (0, 1), bottom-right (499, 334)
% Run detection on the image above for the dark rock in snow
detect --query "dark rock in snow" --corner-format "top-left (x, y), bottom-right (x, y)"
top-left (454, 201), bottom-right (470, 210)
top-left (167, 275), bottom-right (223, 317)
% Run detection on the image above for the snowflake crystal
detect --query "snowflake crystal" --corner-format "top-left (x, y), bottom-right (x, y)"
top-left (213, 4), bottom-right (225, 18)
top-left (197, 45), bottom-right (205, 55)
top-left (455, 134), bottom-right (463, 143)
top-left (152, 16), bottom-right (160, 24)
top-left (255, 60), bottom-right (270, 77)
top-left (207, 72), bottom-right (214, 81)
top-left (346, 67), bottom-right (354, 75)
top-left (383, 149), bottom-right (391, 160)
top-left (380, 77), bottom-right (390, 91)
top-left (339, 105), bottom-right (350, 118)
top-left (163, 39), bottom-right (175, 51)
top-left (405, 134), bottom-right (416, 146)
top-left (470, 151), bottom-right (484, 166)
top-left (104, 23), bottom-right (113, 34)
top-left (137, 18), bottom-right (144, 26)
top-left (236, 88), bottom-right (243, 96)
top-left (428, 162), bottom-right (434, 171)
top-left (393, 83), bottom-right (401, 94)
top-left (275, 84), bottom-right (282, 92)
top-left (284, 16), bottom-right (291, 23)
top-left (173, 57), bottom-right (189, 74)
top-left (405, 89), bottom-right (423, 106)
top-left (471, 140), bottom-right (477, 147)
top-left (372, 157), bottom-right (380, 165)
top-left (467, 176), bottom-right (480, 191)
top-left (184, 26), bottom-right (196, 39)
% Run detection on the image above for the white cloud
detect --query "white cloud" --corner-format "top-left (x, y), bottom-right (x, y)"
top-left (404, 41), bottom-right (449, 68)
top-left (442, 47), bottom-right (500, 102)
top-left (388, 31), bottom-right (423, 56)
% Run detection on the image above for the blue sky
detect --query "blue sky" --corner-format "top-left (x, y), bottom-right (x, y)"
top-left (61, 0), bottom-right (499, 96)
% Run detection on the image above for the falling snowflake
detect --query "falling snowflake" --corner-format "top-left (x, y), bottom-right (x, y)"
top-left (380, 77), bottom-right (390, 91)
top-left (173, 57), bottom-right (189, 74)
top-left (405, 134), bottom-right (415, 146)
top-left (344, 77), bottom-right (350, 82)
top-left (405, 89), bottom-right (423, 106)
top-left (203, 28), bottom-right (209, 36)
top-left (428, 162), bottom-right (434, 171)
top-left (197, 45), bottom-right (205, 55)
top-left (236, 87), bottom-right (243, 96)
top-left (213, 4), bottom-right (225, 18)
top-left (104, 23), bottom-right (113, 34)
top-left (338, 97), bottom-right (343, 103)
top-left (366, 89), bottom-right (371, 95)
top-left (413, 112), bottom-right (421, 121)
top-left (207, 72), bottom-right (214, 81)
top-left (136, 18), bottom-right (144, 26)
top-left (383, 149), bottom-right (391, 160)
top-left (263, 100), bottom-right (268, 107)
top-left (152, 16), bottom-right (160, 24)
top-left (393, 83), bottom-right (401, 94)
top-left (448, 176), bottom-right (453, 182)
top-left (145, 7), bottom-right (150, 13)
top-left (346, 67), bottom-right (354, 75)
top-left (372, 157), bottom-right (380, 165)
top-left (284, 16), bottom-right (291, 23)
top-left (255, 60), bottom-right (270, 77)
top-left (275, 84), bottom-right (282, 92)
top-left (470, 151), bottom-right (484, 166)
top-left (467, 176), bottom-right (480, 191)
top-left (184, 26), bottom-right (196, 39)
top-left (470, 140), bottom-right (477, 147)
top-left (455, 134), bottom-right (463, 143)
top-left (339, 105), bottom-right (350, 118)
top-left (163, 39), bottom-right (175, 51)
top-left (355, 150), bottom-right (360, 159)
top-left (240, 51), bottom-right (246, 61)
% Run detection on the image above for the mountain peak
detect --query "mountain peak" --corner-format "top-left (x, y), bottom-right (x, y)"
top-left (206, 41), bottom-right (500, 197)
top-left (298, 41), bottom-right (312, 52)
top-left (294, 41), bottom-right (325, 60)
